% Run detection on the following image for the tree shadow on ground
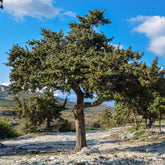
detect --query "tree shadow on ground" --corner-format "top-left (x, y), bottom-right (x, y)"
top-left (0, 139), bottom-right (99, 156)
top-left (101, 140), bottom-right (165, 155)
top-left (0, 132), bottom-right (165, 157)
top-left (97, 158), bottom-right (146, 165)
top-left (123, 142), bottom-right (165, 154)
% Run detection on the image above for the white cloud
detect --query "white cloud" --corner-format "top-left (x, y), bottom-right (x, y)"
top-left (62, 11), bottom-right (76, 18)
top-left (129, 15), bottom-right (165, 57)
top-left (112, 44), bottom-right (124, 50)
top-left (149, 36), bottom-right (165, 55)
top-left (54, 90), bottom-right (76, 102)
top-left (133, 16), bottom-right (165, 39)
top-left (0, 81), bottom-right (10, 86)
top-left (4, 0), bottom-right (76, 20)
top-left (128, 15), bottom-right (150, 22)
top-left (54, 90), bottom-right (63, 97)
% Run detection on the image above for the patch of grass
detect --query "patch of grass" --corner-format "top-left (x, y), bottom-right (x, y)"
top-left (134, 130), bottom-right (145, 137)
top-left (85, 127), bottom-right (99, 131)
top-left (140, 138), bottom-right (146, 141)
top-left (127, 126), bottom-right (136, 133)
top-left (131, 130), bottom-right (145, 140)
top-left (74, 162), bottom-right (86, 165)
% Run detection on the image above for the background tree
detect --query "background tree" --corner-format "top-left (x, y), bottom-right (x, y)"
top-left (149, 94), bottom-right (165, 133)
top-left (98, 109), bottom-right (112, 128)
top-left (14, 89), bottom-right (63, 132)
top-left (148, 70), bottom-right (165, 133)
top-left (114, 60), bottom-right (165, 130)
top-left (114, 98), bottom-right (139, 129)
top-left (6, 9), bottom-right (160, 151)
top-left (138, 59), bottom-right (164, 128)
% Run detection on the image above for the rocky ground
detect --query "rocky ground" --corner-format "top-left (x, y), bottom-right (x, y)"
top-left (0, 126), bottom-right (165, 165)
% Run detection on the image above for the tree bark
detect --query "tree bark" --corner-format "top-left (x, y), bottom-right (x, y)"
top-left (72, 86), bottom-right (87, 152)
top-left (159, 112), bottom-right (162, 134)
top-left (73, 108), bottom-right (87, 152)
top-left (148, 117), bottom-right (154, 128)
top-left (133, 110), bottom-right (139, 130)
top-left (71, 83), bottom-right (106, 152)
top-left (46, 118), bottom-right (51, 130)
top-left (145, 118), bottom-right (147, 129)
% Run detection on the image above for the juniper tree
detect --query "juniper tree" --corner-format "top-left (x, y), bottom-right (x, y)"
top-left (114, 98), bottom-right (139, 129)
top-left (6, 9), bottom-right (158, 151)
top-left (98, 109), bottom-right (112, 128)
top-left (138, 59), bottom-right (164, 128)
top-left (115, 59), bottom-right (165, 129)
top-left (148, 70), bottom-right (165, 132)
top-left (14, 89), bottom-right (63, 132)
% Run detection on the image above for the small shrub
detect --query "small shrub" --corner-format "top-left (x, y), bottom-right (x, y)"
top-left (74, 163), bottom-right (86, 165)
top-left (74, 162), bottom-right (86, 165)
top-left (57, 119), bottom-right (74, 132)
top-left (91, 122), bottom-right (101, 129)
top-left (0, 119), bottom-right (18, 139)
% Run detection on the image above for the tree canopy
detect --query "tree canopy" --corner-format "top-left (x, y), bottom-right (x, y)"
top-left (6, 9), bottom-right (163, 151)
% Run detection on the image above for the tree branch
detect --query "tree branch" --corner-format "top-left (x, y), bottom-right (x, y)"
top-left (76, 97), bottom-right (113, 111)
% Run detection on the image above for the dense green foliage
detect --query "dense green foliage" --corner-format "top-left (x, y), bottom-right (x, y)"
top-left (0, 119), bottom-right (18, 139)
top-left (14, 90), bottom-right (64, 132)
top-left (114, 63), bottom-right (165, 130)
top-left (97, 109), bottom-right (112, 128)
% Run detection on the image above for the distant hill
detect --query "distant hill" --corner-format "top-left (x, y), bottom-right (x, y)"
top-left (0, 85), bottom-right (9, 92)
top-left (0, 85), bottom-right (10, 97)
top-left (56, 96), bottom-right (114, 113)
top-left (0, 85), bottom-right (15, 107)
top-left (0, 85), bottom-right (114, 112)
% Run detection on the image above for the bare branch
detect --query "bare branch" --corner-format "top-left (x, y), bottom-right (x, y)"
top-left (76, 97), bottom-right (113, 111)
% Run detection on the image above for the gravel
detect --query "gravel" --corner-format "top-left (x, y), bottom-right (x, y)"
top-left (0, 126), bottom-right (165, 165)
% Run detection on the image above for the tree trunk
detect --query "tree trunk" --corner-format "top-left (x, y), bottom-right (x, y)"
top-left (133, 111), bottom-right (139, 130)
top-left (73, 108), bottom-right (87, 152)
top-left (148, 117), bottom-right (154, 128)
top-left (159, 112), bottom-right (162, 134)
top-left (108, 119), bottom-right (110, 127)
top-left (72, 89), bottom-right (87, 152)
top-left (71, 84), bottom-right (104, 152)
top-left (145, 118), bottom-right (147, 129)
top-left (46, 118), bottom-right (51, 130)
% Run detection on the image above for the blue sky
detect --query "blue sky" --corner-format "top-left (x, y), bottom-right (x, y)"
top-left (0, 0), bottom-right (165, 102)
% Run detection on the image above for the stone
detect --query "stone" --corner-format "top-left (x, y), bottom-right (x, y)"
top-left (77, 147), bottom-right (100, 155)
top-left (50, 156), bottom-right (56, 160)
top-left (28, 150), bottom-right (40, 154)
top-left (0, 126), bottom-right (165, 164)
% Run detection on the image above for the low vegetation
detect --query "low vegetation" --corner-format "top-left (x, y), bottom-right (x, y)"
top-left (0, 119), bottom-right (18, 139)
